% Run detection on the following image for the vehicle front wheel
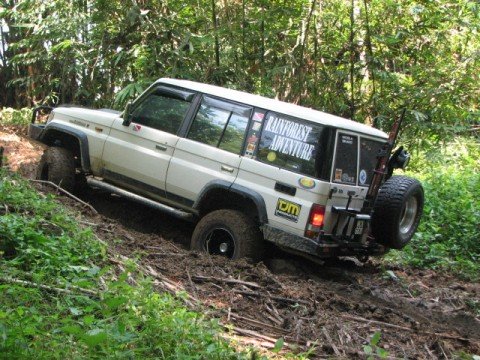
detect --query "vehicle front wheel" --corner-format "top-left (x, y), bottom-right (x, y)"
top-left (36, 147), bottom-right (76, 192)
top-left (371, 175), bottom-right (424, 249)
top-left (191, 209), bottom-right (264, 261)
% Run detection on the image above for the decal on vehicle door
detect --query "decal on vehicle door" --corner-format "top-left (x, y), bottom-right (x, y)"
top-left (252, 112), bottom-right (265, 122)
top-left (359, 169), bottom-right (367, 185)
top-left (275, 198), bottom-right (301, 222)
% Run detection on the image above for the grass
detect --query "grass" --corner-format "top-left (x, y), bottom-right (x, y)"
top-left (0, 170), bottom-right (257, 359)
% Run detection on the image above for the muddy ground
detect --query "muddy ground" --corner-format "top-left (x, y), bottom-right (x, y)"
top-left (1, 125), bottom-right (479, 359)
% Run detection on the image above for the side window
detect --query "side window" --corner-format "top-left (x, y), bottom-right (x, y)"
top-left (188, 96), bottom-right (251, 154)
top-left (333, 133), bottom-right (358, 185)
top-left (257, 112), bottom-right (325, 178)
top-left (131, 91), bottom-right (191, 134)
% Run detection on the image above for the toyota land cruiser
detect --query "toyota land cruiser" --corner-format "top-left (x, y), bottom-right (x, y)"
top-left (29, 78), bottom-right (424, 262)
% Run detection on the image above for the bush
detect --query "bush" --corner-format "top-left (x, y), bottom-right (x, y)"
top-left (0, 108), bottom-right (32, 126)
top-left (387, 137), bottom-right (480, 279)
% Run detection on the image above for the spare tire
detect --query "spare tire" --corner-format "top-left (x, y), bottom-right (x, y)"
top-left (371, 176), bottom-right (424, 249)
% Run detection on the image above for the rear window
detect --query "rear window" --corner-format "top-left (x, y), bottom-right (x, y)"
top-left (359, 138), bottom-right (384, 186)
top-left (257, 112), bottom-right (326, 178)
top-left (333, 133), bottom-right (358, 185)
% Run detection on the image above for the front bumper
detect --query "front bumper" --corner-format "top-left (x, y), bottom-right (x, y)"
top-left (28, 123), bottom-right (45, 140)
top-left (28, 106), bottom-right (53, 141)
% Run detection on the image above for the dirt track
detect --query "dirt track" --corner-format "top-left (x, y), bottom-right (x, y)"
top-left (1, 126), bottom-right (479, 358)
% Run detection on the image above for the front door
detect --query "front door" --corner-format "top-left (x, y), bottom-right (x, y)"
top-left (101, 86), bottom-right (194, 200)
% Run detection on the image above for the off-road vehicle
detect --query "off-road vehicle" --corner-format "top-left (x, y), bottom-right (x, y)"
top-left (29, 78), bottom-right (424, 262)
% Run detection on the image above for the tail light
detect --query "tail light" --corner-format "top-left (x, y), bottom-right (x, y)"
top-left (305, 204), bottom-right (325, 239)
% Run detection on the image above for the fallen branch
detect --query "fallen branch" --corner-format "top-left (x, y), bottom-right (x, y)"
top-left (322, 327), bottom-right (341, 357)
top-left (342, 314), bottom-right (473, 342)
top-left (192, 275), bottom-right (261, 289)
top-left (147, 252), bottom-right (184, 257)
top-left (30, 179), bottom-right (98, 214)
top-left (226, 325), bottom-right (283, 345)
top-left (227, 311), bottom-right (288, 335)
top-left (0, 277), bottom-right (98, 297)
top-left (233, 289), bottom-right (310, 306)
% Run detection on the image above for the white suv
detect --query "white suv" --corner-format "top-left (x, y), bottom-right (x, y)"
top-left (29, 78), bottom-right (424, 261)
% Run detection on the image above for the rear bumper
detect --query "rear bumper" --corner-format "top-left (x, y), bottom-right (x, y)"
top-left (262, 224), bottom-right (387, 258)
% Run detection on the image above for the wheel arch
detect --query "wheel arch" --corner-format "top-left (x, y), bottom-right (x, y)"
top-left (40, 123), bottom-right (91, 172)
top-left (194, 180), bottom-right (268, 224)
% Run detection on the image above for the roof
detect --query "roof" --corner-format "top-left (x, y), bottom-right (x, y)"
top-left (156, 78), bottom-right (388, 139)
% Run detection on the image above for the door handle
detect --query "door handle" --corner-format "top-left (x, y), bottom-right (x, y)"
top-left (221, 165), bottom-right (234, 173)
top-left (275, 182), bottom-right (296, 196)
top-left (155, 144), bottom-right (167, 151)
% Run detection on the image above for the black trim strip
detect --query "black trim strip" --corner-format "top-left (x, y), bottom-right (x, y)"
top-left (103, 170), bottom-right (194, 208)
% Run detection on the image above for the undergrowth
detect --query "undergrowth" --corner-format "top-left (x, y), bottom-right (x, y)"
top-left (387, 137), bottom-right (479, 280)
top-left (0, 108), bottom-right (31, 126)
top-left (0, 170), bottom-right (258, 359)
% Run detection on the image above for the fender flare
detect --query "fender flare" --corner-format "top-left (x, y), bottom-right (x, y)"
top-left (194, 180), bottom-right (268, 224)
top-left (40, 123), bottom-right (91, 172)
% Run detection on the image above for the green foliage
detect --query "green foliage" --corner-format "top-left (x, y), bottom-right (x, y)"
top-left (363, 331), bottom-right (388, 359)
top-left (387, 137), bottom-right (480, 279)
top-left (0, 108), bottom-right (31, 126)
top-left (1, 0), bottom-right (478, 143)
top-left (0, 170), bottom-right (248, 358)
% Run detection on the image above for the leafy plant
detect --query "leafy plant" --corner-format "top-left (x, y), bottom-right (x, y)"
top-left (387, 136), bottom-right (480, 279)
top-left (363, 331), bottom-right (388, 359)
top-left (0, 108), bottom-right (31, 126)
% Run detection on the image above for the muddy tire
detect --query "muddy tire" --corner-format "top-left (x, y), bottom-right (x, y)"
top-left (371, 176), bottom-right (424, 249)
top-left (36, 147), bottom-right (75, 192)
top-left (191, 209), bottom-right (264, 261)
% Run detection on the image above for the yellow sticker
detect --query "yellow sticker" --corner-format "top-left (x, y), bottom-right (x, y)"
top-left (299, 177), bottom-right (315, 189)
top-left (267, 151), bottom-right (277, 162)
top-left (275, 198), bottom-right (301, 222)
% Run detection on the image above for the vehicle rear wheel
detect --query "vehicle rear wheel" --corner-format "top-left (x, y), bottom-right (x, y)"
top-left (191, 209), bottom-right (264, 261)
top-left (36, 147), bottom-right (75, 192)
top-left (371, 176), bottom-right (424, 249)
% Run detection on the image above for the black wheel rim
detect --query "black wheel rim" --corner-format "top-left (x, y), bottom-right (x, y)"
top-left (204, 228), bottom-right (236, 258)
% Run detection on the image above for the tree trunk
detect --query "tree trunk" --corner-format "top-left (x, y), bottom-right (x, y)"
top-left (211, 0), bottom-right (220, 68)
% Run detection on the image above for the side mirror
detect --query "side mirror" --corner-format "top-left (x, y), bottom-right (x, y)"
top-left (122, 102), bottom-right (133, 126)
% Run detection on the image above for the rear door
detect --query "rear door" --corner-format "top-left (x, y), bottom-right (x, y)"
top-left (101, 86), bottom-right (194, 199)
top-left (234, 111), bottom-right (332, 237)
top-left (324, 131), bottom-right (384, 234)
top-left (166, 96), bottom-right (252, 205)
